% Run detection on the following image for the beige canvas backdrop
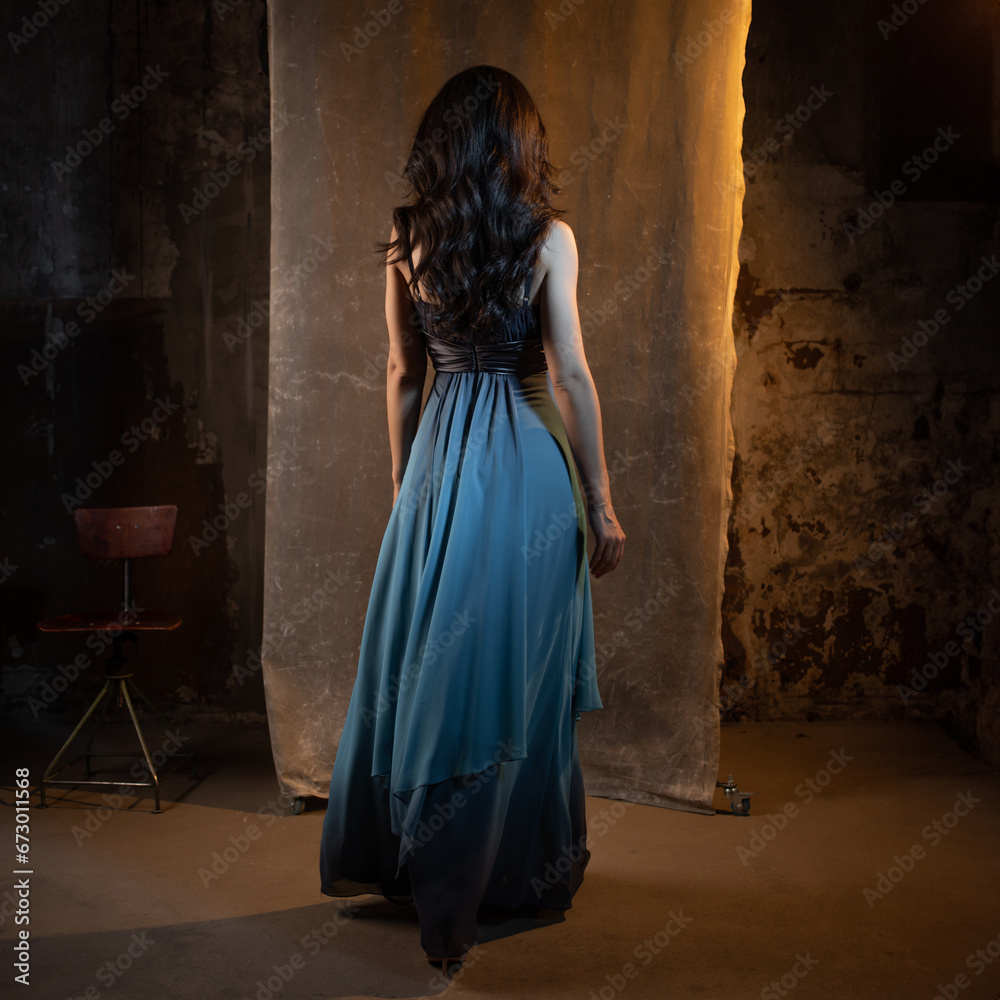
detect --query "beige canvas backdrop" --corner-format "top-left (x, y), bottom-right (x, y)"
top-left (262, 0), bottom-right (749, 814)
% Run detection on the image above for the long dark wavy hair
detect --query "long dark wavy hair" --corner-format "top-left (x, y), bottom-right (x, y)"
top-left (378, 65), bottom-right (563, 342)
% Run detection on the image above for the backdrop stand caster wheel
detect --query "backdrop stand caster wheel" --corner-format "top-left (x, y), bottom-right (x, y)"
top-left (716, 773), bottom-right (755, 815)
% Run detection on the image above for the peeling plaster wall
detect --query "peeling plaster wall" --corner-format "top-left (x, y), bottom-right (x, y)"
top-left (0, 1), bottom-right (271, 718)
top-left (723, 0), bottom-right (1000, 767)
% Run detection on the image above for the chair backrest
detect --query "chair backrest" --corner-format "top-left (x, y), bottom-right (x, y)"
top-left (73, 506), bottom-right (178, 559)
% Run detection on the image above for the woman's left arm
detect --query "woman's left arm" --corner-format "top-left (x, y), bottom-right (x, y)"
top-left (385, 236), bottom-right (427, 505)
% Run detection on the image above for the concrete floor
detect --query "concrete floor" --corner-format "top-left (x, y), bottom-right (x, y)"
top-left (0, 716), bottom-right (996, 1000)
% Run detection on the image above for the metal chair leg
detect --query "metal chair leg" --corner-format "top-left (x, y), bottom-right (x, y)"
top-left (127, 677), bottom-right (172, 728)
top-left (38, 678), bottom-right (115, 808)
top-left (36, 631), bottom-right (194, 813)
top-left (82, 679), bottom-right (117, 777)
top-left (127, 677), bottom-right (198, 778)
top-left (119, 683), bottom-right (161, 814)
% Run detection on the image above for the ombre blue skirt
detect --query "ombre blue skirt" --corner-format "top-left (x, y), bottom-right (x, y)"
top-left (319, 363), bottom-right (602, 959)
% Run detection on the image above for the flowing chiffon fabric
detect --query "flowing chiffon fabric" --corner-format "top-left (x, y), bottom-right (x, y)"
top-left (319, 286), bottom-right (602, 958)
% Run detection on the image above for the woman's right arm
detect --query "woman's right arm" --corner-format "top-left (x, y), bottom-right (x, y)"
top-left (539, 220), bottom-right (625, 578)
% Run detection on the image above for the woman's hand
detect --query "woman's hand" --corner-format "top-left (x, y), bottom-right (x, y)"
top-left (587, 501), bottom-right (625, 578)
top-left (392, 482), bottom-right (401, 507)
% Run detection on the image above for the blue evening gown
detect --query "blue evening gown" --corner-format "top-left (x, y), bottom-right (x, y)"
top-left (319, 269), bottom-right (602, 959)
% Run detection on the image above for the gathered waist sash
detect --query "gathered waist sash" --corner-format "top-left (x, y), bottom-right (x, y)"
top-left (423, 334), bottom-right (548, 376)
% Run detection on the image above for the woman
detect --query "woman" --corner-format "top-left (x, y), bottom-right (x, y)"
top-left (319, 65), bottom-right (625, 974)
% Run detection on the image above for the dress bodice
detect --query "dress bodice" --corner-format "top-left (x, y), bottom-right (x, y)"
top-left (411, 273), bottom-right (547, 376)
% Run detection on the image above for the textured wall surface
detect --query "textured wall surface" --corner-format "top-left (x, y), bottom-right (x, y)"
top-left (722, 0), bottom-right (1000, 767)
top-left (263, 0), bottom-right (750, 812)
top-left (0, 1), bottom-right (271, 718)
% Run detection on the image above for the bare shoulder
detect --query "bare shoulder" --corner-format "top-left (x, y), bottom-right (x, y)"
top-left (538, 220), bottom-right (579, 296)
top-left (387, 222), bottom-right (409, 278)
top-left (540, 219), bottom-right (577, 263)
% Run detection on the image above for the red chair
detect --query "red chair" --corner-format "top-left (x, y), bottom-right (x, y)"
top-left (36, 505), bottom-right (197, 813)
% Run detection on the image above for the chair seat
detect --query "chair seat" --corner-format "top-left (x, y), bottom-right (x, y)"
top-left (38, 611), bottom-right (182, 632)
